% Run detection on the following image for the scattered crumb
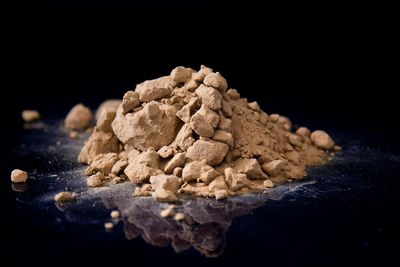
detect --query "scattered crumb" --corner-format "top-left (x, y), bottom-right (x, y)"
top-left (54, 191), bottom-right (74, 202)
top-left (111, 210), bottom-right (120, 219)
top-left (69, 131), bottom-right (79, 139)
top-left (160, 205), bottom-right (175, 218)
top-left (334, 145), bottom-right (342, 151)
top-left (11, 169), bottom-right (28, 183)
top-left (174, 212), bottom-right (185, 221)
top-left (263, 179), bottom-right (274, 188)
top-left (22, 110), bottom-right (40, 122)
top-left (87, 172), bottom-right (104, 187)
top-left (104, 222), bottom-right (114, 230)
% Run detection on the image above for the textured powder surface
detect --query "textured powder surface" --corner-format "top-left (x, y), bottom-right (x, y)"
top-left (78, 65), bottom-right (337, 202)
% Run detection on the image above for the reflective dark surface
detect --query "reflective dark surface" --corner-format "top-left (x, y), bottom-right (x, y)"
top-left (1, 119), bottom-right (399, 266)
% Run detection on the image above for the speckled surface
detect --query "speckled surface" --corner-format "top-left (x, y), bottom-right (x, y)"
top-left (3, 119), bottom-right (399, 266)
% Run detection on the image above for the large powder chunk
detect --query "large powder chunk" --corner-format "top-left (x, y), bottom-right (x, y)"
top-left (186, 139), bottom-right (229, 166)
top-left (112, 101), bottom-right (180, 151)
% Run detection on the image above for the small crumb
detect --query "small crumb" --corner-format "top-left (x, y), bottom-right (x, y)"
top-left (22, 110), bottom-right (40, 122)
top-left (160, 205), bottom-right (175, 218)
top-left (104, 222), bottom-right (114, 230)
top-left (334, 145), bottom-right (342, 151)
top-left (54, 191), bottom-right (74, 202)
top-left (174, 212), bottom-right (185, 221)
top-left (11, 169), bottom-right (28, 183)
top-left (87, 172), bottom-right (104, 187)
top-left (112, 176), bottom-right (124, 184)
top-left (263, 179), bottom-right (274, 188)
top-left (69, 131), bottom-right (79, 139)
top-left (111, 210), bottom-right (120, 219)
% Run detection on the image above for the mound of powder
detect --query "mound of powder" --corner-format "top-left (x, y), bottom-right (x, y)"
top-left (78, 65), bottom-right (338, 202)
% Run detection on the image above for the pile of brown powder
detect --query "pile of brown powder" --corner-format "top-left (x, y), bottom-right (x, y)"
top-left (76, 65), bottom-right (339, 202)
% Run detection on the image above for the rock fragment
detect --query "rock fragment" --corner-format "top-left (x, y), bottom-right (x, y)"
top-left (224, 167), bottom-right (249, 191)
top-left (195, 85), bottom-right (222, 110)
top-left (261, 160), bottom-right (286, 177)
top-left (65, 103), bottom-right (93, 130)
top-left (182, 161), bottom-right (219, 184)
top-left (164, 153), bottom-right (186, 173)
top-left (87, 172), bottom-right (104, 187)
top-left (121, 91), bottom-right (140, 113)
top-left (203, 72), bottom-right (228, 92)
top-left (232, 158), bottom-right (267, 179)
top-left (112, 101), bottom-right (180, 151)
top-left (90, 153), bottom-right (119, 175)
top-left (186, 140), bottom-right (229, 166)
top-left (11, 169), bottom-right (28, 183)
top-left (54, 192), bottom-right (74, 202)
top-left (135, 76), bottom-right (171, 102)
top-left (22, 110), bottom-right (40, 122)
top-left (311, 130), bottom-right (335, 150)
top-left (150, 174), bottom-right (180, 202)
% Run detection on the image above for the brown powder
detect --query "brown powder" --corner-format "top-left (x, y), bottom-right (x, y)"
top-left (77, 65), bottom-right (336, 202)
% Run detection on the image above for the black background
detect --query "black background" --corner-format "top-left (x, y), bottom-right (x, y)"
top-left (1, 1), bottom-right (398, 266)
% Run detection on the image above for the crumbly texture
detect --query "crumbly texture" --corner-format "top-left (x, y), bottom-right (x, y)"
top-left (22, 110), bottom-right (40, 122)
top-left (79, 65), bottom-right (337, 201)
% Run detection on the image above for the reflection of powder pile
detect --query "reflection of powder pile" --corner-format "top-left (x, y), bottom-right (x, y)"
top-left (78, 66), bottom-right (338, 202)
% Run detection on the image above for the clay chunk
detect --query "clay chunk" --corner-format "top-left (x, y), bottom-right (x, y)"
top-left (195, 85), bottom-right (222, 111)
top-left (78, 129), bottom-right (120, 164)
top-left (164, 153), bottom-right (186, 173)
top-left (90, 153), bottom-right (119, 175)
top-left (182, 161), bottom-right (219, 184)
top-left (121, 91), bottom-right (140, 113)
top-left (170, 66), bottom-right (193, 85)
top-left (203, 72), bottom-right (228, 92)
top-left (135, 76), bottom-right (171, 102)
top-left (212, 130), bottom-right (233, 149)
top-left (150, 174), bottom-right (180, 202)
top-left (186, 140), bottom-right (229, 166)
top-left (262, 160), bottom-right (286, 177)
top-left (112, 101), bottom-right (180, 151)
top-left (22, 110), bottom-right (40, 122)
top-left (311, 130), bottom-right (335, 150)
top-left (232, 158), bottom-right (268, 180)
top-left (224, 167), bottom-right (249, 191)
top-left (190, 113), bottom-right (214, 138)
top-left (11, 169), bottom-right (28, 183)
top-left (65, 103), bottom-right (93, 130)
top-left (174, 124), bottom-right (195, 151)
top-left (54, 192), bottom-right (74, 202)
top-left (95, 99), bottom-right (121, 120)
